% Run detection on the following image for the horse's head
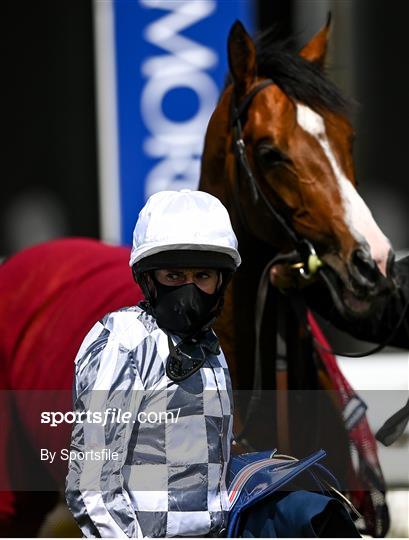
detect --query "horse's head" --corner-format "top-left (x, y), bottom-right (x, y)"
top-left (201, 19), bottom-right (395, 318)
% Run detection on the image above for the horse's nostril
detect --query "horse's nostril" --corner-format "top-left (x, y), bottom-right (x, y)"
top-left (352, 249), bottom-right (378, 285)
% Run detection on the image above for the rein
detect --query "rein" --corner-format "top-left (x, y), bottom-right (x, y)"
top-left (230, 80), bottom-right (409, 444)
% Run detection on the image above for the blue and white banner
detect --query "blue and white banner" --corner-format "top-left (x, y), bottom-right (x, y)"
top-left (94, 0), bottom-right (253, 245)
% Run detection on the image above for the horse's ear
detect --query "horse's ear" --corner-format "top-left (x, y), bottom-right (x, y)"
top-left (299, 12), bottom-right (332, 68)
top-left (228, 20), bottom-right (256, 94)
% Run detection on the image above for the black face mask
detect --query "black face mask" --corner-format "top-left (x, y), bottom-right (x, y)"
top-left (152, 278), bottom-right (220, 337)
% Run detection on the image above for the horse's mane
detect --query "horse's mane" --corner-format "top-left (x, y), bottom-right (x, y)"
top-left (226, 27), bottom-right (352, 116)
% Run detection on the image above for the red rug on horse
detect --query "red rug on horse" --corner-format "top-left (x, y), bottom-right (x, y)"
top-left (0, 238), bottom-right (142, 536)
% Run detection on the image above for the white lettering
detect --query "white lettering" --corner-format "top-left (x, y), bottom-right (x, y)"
top-left (50, 412), bottom-right (64, 427)
top-left (40, 412), bottom-right (50, 424)
top-left (40, 449), bottom-right (56, 463)
top-left (141, 0), bottom-right (217, 70)
top-left (64, 411), bottom-right (76, 424)
top-left (141, 69), bottom-right (217, 138)
top-left (140, 0), bottom-right (219, 194)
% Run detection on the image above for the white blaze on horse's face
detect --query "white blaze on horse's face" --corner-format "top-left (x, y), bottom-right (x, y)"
top-left (296, 104), bottom-right (391, 276)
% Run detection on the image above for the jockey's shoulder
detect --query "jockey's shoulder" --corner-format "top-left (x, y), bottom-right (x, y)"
top-left (98, 304), bottom-right (159, 350)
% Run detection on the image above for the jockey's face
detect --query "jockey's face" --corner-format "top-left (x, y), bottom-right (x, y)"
top-left (153, 268), bottom-right (220, 294)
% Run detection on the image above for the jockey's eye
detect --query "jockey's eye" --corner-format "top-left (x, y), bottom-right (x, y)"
top-left (256, 144), bottom-right (287, 168)
top-left (164, 272), bottom-right (184, 283)
top-left (195, 272), bottom-right (210, 279)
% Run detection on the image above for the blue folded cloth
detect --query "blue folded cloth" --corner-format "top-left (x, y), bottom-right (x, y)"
top-left (239, 490), bottom-right (360, 538)
top-left (226, 450), bottom-right (360, 538)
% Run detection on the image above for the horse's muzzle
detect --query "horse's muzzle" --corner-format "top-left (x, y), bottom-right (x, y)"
top-left (348, 248), bottom-right (396, 298)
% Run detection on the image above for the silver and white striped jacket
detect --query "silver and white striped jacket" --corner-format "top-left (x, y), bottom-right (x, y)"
top-left (65, 306), bottom-right (234, 538)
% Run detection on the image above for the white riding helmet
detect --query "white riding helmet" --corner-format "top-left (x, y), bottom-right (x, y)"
top-left (129, 189), bottom-right (241, 270)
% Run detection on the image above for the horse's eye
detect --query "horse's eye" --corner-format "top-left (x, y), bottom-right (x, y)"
top-left (257, 145), bottom-right (285, 167)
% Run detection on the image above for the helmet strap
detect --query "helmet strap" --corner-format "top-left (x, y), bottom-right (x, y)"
top-left (133, 268), bottom-right (155, 311)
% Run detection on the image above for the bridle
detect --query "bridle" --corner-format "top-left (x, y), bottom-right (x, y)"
top-left (230, 79), bottom-right (322, 280)
top-left (229, 79), bottom-right (409, 445)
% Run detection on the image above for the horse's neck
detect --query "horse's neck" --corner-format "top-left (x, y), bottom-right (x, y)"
top-left (200, 101), bottom-right (276, 388)
top-left (200, 93), bottom-right (285, 389)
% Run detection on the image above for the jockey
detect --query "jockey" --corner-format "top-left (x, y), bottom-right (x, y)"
top-left (65, 190), bottom-right (239, 538)
top-left (65, 189), bottom-right (359, 538)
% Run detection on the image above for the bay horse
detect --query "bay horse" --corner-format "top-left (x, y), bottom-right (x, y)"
top-left (199, 19), bottom-right (397, 536)
top-left (0, 19), bottom-right (402, 538)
